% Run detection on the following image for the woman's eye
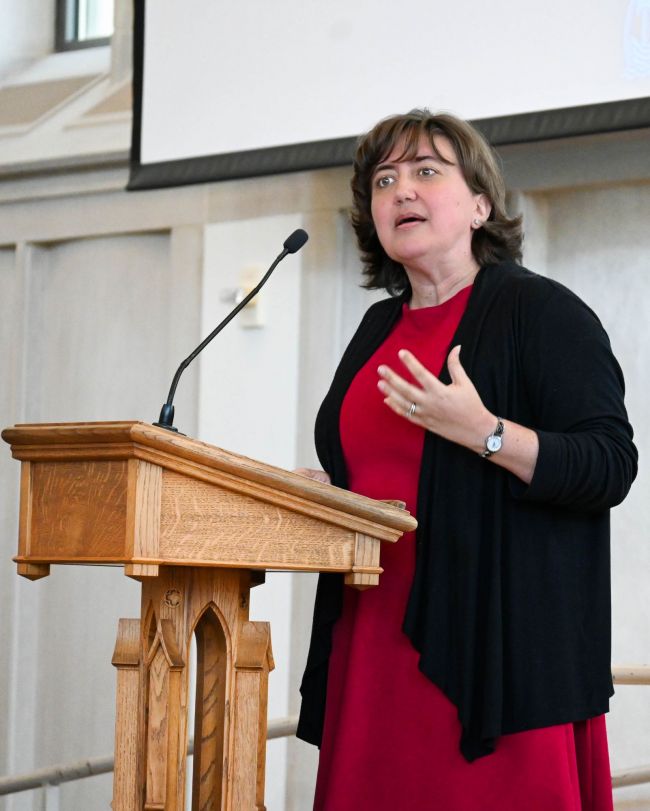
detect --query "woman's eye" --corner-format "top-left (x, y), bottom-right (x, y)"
top-left (375, 175), bottom-right (394, 189)
top-left (419, 166), bottom-right (436, 177)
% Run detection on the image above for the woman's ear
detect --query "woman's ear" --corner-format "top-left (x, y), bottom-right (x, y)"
top-left (474, 194), bottom-right (492, 224)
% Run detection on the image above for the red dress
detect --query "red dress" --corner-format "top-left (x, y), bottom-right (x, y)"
top-left (313, 287), bottom-right (613, 811)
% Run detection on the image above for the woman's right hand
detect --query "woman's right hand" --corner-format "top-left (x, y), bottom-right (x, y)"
top-left (293, 468), bottom-right (331, 484)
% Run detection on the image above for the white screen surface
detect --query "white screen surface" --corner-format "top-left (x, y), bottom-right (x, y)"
top-left (138, 0), bottom-right (650, 167)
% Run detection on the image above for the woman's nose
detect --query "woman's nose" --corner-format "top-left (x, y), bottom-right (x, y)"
top-left (394, 177), bottom-right (416, 203)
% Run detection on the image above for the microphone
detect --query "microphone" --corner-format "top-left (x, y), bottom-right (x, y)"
top-left (154, 228), bottom-right (309, 433)
top-left (283, 229), bottom-right (308, 254)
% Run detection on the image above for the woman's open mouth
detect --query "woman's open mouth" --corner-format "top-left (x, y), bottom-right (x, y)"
top-left (395, 214), bottom-right (426, 228)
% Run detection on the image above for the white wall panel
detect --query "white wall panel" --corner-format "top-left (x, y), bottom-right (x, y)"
top-left (542, 182), bottom-right (650, 808)
top-left (2, 232), bottom-right (184, 810)
top-left (199, 214), bottom-right (304, 809)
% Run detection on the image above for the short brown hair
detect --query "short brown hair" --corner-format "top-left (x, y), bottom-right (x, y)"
top-left (350, 110), bottom-right (523, 295)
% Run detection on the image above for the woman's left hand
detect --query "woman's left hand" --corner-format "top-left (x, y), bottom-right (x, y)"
top-left (378, 345), bottom-right (540, 483)
top-left (377, 345), bottom-right (494, 453)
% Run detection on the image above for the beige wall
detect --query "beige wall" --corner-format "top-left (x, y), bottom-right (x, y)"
top-left (1, 3), bottom-right (649, 809)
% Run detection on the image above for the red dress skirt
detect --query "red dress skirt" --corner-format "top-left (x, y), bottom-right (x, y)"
top-left (313, 287), bottom-right (613, 811)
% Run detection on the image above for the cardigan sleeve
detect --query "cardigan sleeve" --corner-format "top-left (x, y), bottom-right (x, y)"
top-left (510, 283), bottom-right (637, 511)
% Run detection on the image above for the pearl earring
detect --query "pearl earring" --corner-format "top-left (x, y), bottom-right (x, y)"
top-left (473, 218), bottom-right (481, 226)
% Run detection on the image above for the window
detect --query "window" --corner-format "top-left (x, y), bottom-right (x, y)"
top-left (56, 0), bottom-right (114, 51)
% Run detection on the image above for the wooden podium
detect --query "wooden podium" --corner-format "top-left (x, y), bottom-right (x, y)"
top-left (2, 421), bottom-right (416, 811)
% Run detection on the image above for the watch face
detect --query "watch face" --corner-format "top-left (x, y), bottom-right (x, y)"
top-left (486, 435), bottom-right (502, 453)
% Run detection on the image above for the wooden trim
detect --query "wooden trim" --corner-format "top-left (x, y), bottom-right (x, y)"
top-left (125, 459), bottom-right (162, 565)
top-left (16, 562), bottom-right (50, 580)
top-left (112, 618), bottom-right (141, 667)
top-left (13, 554), bottom-right (382, 575)
top-left (612, 665), bottom-right (650, 685)
top-left (192, 608), bottom-right (229, 810)
top-left (17, 462), bottom-right (32, 558)
top-left (232, 621), bottom-right (273, 810)
top-left (345, 532), bottom-right (383, 589)
top-left (612, 764), bottom-right (650, 789)
top-left (112, 618), bottom-right (141, 811)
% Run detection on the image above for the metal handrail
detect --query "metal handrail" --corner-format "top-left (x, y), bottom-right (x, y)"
top-left (1, 665), bottom-right (649, 798)
top-left (0, 715), bottom-right (299, 797)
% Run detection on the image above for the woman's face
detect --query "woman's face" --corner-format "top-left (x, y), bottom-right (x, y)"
top-left (369, 134), bottom-right (489, 275)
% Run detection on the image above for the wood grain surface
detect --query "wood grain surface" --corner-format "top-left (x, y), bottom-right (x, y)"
top-left (112, 618), bottom-right (141, 811)
top-left (2, 421), bottom-right (417, 534)
top-left (29, 460), bottom-right (127, 558)
top-left (4, 422), bottom-right (416, 580)
top-left (159, 470), bottom-right (358, 570)
top-left (192, 610), bottom-right (228, 811)
top-left (345, 533), bottom-right (383, 589)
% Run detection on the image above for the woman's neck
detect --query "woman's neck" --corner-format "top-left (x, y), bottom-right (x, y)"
top-left (407, 260), bottom-right (480, 309)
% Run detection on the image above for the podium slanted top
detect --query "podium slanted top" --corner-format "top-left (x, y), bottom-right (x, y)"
top-left (2, 421), bottom-right (417, 585)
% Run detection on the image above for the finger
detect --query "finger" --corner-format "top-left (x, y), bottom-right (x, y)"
top-left (382, 392), bottom-right (423, 422)
top-left (378, 378), bottom-right (423, 420)
top-left (446, 345), bottom-right (468, 384)
top-left (397, 349), bottom-right (444, 390)
top-left (377, 369), bottom-right (423, 405)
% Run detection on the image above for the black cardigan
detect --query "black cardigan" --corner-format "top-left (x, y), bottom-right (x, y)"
top-left (297, 261), bottom-right (638, 762)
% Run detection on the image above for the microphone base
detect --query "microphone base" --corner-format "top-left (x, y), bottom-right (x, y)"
top-left (152, 421), bottom-right (180, 433)
top-left (154, 403), bottom-right (182, 433)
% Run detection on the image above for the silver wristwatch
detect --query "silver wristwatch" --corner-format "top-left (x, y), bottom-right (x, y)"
top-left (481, 418), bottom-right (504, 458)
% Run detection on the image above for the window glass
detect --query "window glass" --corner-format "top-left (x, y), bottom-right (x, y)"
top-left (78, 0), bottom-right (114, 40)
top-left (57, 0), bottom-right (114, 49)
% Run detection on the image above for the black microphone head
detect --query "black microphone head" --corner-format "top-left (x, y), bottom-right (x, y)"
top-left (283, 229), bottom-right (309, 254)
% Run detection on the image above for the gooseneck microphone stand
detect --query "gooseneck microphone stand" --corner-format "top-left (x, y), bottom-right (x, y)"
top-left (153, 228), bottom-right (309, 433)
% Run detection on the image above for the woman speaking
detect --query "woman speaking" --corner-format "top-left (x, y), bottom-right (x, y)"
top-left (296, 110), bottom-right (637, 810)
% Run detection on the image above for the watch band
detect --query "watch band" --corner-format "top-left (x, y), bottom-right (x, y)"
top-left (481, 418), bottom-right (504, 458)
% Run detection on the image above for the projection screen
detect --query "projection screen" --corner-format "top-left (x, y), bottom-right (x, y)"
top-left (129, 0), bottom-right (650, 190)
